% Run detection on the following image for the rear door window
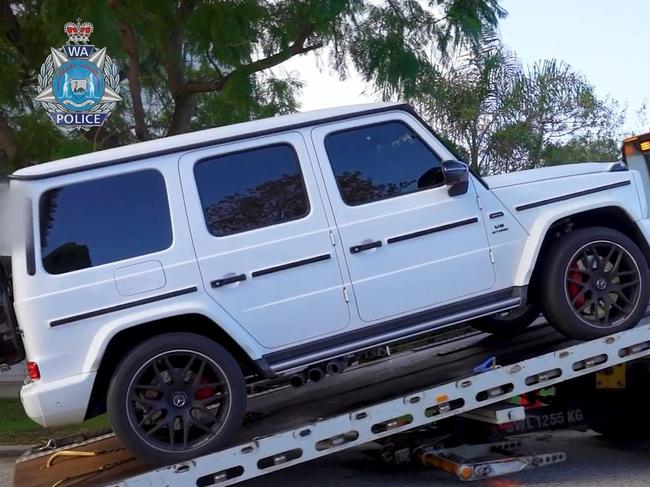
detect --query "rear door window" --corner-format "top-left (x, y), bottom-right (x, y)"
top-left (40, 170), bottom-right (172, 274)
top-left (194, 143), bottom-right (310, 236)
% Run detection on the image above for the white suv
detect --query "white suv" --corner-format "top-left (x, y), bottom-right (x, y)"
top-left (1, 103), bottom-right (650, 464)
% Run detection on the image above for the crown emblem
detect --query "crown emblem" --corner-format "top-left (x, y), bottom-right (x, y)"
top-left (63, 19), bottom-right (94, 44)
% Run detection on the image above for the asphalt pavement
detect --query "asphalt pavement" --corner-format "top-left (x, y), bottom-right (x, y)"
top-left (3, 430), bottom-right (650, 487)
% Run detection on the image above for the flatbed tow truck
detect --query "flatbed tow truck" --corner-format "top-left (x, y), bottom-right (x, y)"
top-left (11, 314), bottom-right (650, 487)
top-left (8, 118), bottom-right (650, 487)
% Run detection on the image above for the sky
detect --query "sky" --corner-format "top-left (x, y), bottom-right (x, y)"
top-left (281, 0), bottom-right (650, 133)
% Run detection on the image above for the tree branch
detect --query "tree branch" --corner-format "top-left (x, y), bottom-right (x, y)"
top-left (182, 23), bottom-right (320, 96)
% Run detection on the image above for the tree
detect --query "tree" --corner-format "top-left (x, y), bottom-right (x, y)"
top-left (413, 39), bottom-right (625, 175)
top-left (495, 60), bottom-right (624, 170)
top-left (540, 136), bottom-right (621, 166)
top-left (0, 0), bottom-right (506, 172)
top-left (412, 35), bottom-right (518, 173)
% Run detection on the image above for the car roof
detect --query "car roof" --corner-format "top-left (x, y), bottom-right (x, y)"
top-left (11, 102), bottom-right (408, 181)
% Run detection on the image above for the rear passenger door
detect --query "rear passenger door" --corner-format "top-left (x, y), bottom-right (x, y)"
top-left (180, 133), bottom-right (351, 349)
top-left (311, 114), bottom-right (495, 323)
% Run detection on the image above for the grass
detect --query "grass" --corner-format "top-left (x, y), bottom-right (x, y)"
top-left (0, 399), bottom-right (110, 445)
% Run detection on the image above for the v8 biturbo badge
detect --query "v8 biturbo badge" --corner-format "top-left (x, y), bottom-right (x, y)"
top-left (35, 19), bottom-right (122, 131)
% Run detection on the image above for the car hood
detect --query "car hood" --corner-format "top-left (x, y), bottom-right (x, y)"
top-left (483, 162), bottom-right (622, 189)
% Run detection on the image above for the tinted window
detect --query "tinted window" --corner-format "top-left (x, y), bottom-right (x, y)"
top-left (194, 144), bottom-right (310, 236)
top-left (325, 121), bottom-right (444, 206)
top-left (40, 170), bottom-right (172, 275)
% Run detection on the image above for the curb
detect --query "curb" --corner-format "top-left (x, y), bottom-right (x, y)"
top-left (0, 445), bottom-right (35, 458)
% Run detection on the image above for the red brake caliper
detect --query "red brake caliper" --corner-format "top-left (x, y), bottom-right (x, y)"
top-left (568, 267), bottom-right (585, 308)
top-left (195, 377), bottom-right (214, 400)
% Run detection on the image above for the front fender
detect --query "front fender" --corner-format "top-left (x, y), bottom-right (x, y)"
top-left (513, 200), bottom-right (642, 287)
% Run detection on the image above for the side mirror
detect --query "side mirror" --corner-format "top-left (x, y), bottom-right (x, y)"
top-left (442, 160), bottom-right (469, 196)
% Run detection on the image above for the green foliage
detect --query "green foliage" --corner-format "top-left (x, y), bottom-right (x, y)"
top-left (414, 38), bottom-right (626, 175)
top-left (541, 136), bottom-right (621, 165)
top-left (193, 74), bottom-right (302, 128)
top-left (413, 35), bottom-right (520, 172)
top-left (0, 0), bottom-right (505, 173)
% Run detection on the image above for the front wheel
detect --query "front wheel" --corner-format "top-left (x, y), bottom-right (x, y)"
top-left (107, 332), bottom-right (246, 465)
top-left (541, 227), bottom-right (650, 340)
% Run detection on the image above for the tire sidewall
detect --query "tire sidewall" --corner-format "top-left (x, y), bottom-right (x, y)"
top-left (107, 332), bottom-right (246, 465)
top-left (542, 227), bottom-right (649, 340)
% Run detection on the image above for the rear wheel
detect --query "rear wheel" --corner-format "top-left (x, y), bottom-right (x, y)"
top-left (469, 303), bottom-right (540, 336)
top-left (541, 227), bottom-right (649, 340)
top-left (107, 332), bottom-right (246, 465)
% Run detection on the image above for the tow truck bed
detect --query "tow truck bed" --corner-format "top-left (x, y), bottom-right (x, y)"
top-left (14, 318), bottom-right (650, 487)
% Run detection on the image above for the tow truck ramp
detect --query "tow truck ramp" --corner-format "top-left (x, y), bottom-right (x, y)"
top-left (14, 320), bottom-right (650, 487)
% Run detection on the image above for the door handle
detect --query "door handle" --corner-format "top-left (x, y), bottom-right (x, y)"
top-left (350, 241), bottom-right (383, 254)
top-left (211, 273), bottom-right (247, 288)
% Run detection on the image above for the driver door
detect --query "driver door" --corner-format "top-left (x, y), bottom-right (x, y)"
top-left (311, 113), bottom-right (496, 323)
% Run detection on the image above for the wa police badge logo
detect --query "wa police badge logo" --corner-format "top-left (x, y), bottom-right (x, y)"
top-left (35, 19), bottom-right (122, 131)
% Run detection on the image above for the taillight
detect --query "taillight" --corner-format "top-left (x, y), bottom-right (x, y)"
top-left (26, 361), bottom-right (40, 380)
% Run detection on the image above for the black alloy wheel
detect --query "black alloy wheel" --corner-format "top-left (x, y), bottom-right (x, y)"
top-left (127, 350), bottom-right (231, 452)
top-left (541, 227), bottom-right (649, 340)
top-left (108, 333), bottom-right (246, 465)
top-left (564, 241), bottom-right (641, 328)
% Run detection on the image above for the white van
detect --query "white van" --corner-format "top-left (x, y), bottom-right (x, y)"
top-left (2, 103), bottom-right (650, 464)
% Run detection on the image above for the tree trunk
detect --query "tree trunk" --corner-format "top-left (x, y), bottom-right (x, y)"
top-left (167, 94), bottom-right (194, 136)
top-left (469, 125), bottom-right (480, 173)
top-left (0, 113), bottom-right (20, 168)
top-left (119, 20), bottom-right (147, 141)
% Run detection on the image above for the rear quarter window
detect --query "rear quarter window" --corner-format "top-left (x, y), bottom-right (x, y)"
top-left (40, 170), bottom-right (172, 275)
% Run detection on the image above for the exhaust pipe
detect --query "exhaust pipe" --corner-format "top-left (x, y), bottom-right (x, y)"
top-left (326, 358), bottom-right (347, 376)
top-left (307, 366), bottom-right (325, 383)
top-left (290, 372), bottom-right (307, 388)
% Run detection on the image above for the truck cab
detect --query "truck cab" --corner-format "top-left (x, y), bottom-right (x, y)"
top-left (623, 133), bottom-right (650, 210)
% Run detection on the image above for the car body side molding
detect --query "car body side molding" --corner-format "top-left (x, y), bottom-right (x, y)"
top-left (50, 286), bottom-right (198, 327)
top-left (515, 181), bottom-right (631, 212)
top-left (387, 217), bottom-right (479, 245)
top-left (251, 254), bottom-right (331, 278)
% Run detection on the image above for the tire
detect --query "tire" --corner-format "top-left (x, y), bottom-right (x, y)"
top-left (107, 332), bottom-right (246, 465)
top-left (469, 303), bottom-right (540, 336)
top-left (540, 227), bottom-right (650, 340)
